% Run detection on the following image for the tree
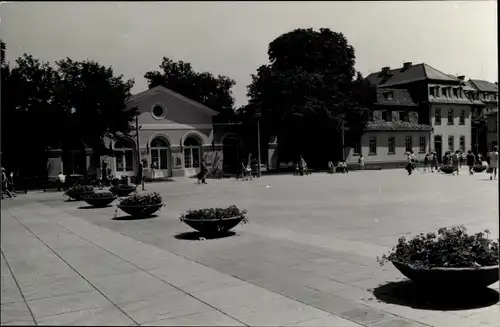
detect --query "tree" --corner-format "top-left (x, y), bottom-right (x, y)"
top-left (144, 57), bottom-right (236, 118)
top-left (1, 50), bottom-right (137, 178)
top-left (246, 28), bottom-right (376, 166)
top-left (55, 58), bottom-right (137, 152)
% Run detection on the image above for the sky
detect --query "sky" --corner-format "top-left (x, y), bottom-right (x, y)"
top-left (1, 1), bottom-right (498, 108)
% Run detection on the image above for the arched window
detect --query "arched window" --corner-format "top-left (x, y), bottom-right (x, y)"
top-left (183, 137), bottom-right (201, 168)
top-left (114, 139), bottom-right (134, 172)
top-left (150, 137), bottom-right (169, 170)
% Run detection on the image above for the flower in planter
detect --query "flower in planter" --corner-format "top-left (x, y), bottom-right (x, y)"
top-left (88, 191), bottom-right (114, 198)
top-left (119, 192), bottom-right (162, 206)
top-left (377, 226), bottom-right (499, 269)
top-left (66, 185), bottom-right (94, 194)
top-left (180, 205), bottom-right (248, 222)
top-left (110, 184), bottom-right (136, 191)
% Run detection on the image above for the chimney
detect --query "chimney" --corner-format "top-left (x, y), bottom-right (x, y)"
top-left (403, 62), bottom-right (412, 69)
top-left (495, 82), bottom-right (498, 85)
top-left (457, 75), bottom-right (465, 81)
top-left (381, 67), bottom-right (390, 73)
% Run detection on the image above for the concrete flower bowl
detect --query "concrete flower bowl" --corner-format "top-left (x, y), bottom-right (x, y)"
top-left (66, 190), bottom-right (95, 201)
top-left (473, 166), bottom-right (487, 173)
top-left (117, 204), bottom-right (163, 218)
top-left (110, 186), bottom-right (136, 197)
top-left (83, 195), bottom-right (117, 208)
top-left (182, 216), bottom-right (245, 235)
top-left (439, 167), bottom-right (455, 174)
top-left (392, 261), bottom-right (499, 288)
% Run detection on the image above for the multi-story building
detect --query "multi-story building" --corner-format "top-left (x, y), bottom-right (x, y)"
top-left (464, 80), bottom-right (498, 154)
top-left (345, 88), bottom-right (431, 169)
top-left (486, 109), bottom-right (498, 151)
top-left (366, 63), bottom-right (473, 162)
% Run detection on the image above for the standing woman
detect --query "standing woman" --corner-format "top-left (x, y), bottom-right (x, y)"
top-left (358, 155), bottom-right (365, 172)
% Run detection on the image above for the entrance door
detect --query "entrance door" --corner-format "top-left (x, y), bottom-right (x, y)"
top-left (150, 137), bottom-right (171, 178)
top-left (222, 136), bottom-right (239, 175)
top-left (434, 135), bottom-right (442, 163)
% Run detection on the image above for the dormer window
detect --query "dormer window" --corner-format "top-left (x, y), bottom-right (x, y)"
top-left (442, 88), bottom-right (447, 97)
top-left (383, 91), bottom-right (394, 100)
top-left (429, 87), bottom-right (435, 96)
top-left (452, 88), bottom-right (458, 97)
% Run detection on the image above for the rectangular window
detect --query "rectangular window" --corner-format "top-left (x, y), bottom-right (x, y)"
top-left (124, 151), bottom-right (134, 172)
top-left (369, 137), bottom-right (377, 155)
top-left (116, 155), bottom-right (124, 172)
top-left (429, 87), bottom-right (435, 96)
top-left (382, 111), bottom-right (391, 121)
top-left (419, 136), bottom-right (426, 153)
top-left (447, 108), bottom-right (454, 125)
top-left (354, 140), bottom-right (361, 154)
top-left (405, 136), bottom-right (412, 152)
top-left (388, 136), bottom-right (395, 154)
top-left (399, 111), bottom-right (408, 122)
top-left (453, 88), bottom-right (458, 97)
top-left (184, 148), bottom-right (192, 168)
top-left (448, 136), bottom-right (454, 151)
top-left (442, 88), bottom-right (447, 97)
top-left (459, 136), bottom-right (465, 152)
top-left (459, 110), bottom-right (465, 125)
top-left (435, 108), bottom-right (441, 125)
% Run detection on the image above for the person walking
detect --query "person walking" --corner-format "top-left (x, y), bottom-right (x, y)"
top-left (423, 154), bottom-right (430, 172)
top-left (489, 146), bottom-right (498, 180)
top-left (200, 160), bottom-right (208, 184)
top-left (452, 151), bottom-right (460, 175)
top-left (405, 152), bottom-right (413, 175)
top-left (358, 155), bottom-right (365, 172)
top-left (430, 152), bottom-right (438, 173)
top-left (466, 150), bottom-right (476, 175)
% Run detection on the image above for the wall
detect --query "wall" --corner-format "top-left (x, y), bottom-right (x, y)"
top-left (346, 130), bottom-right (430, 166)
top-left (487, 113), bottom-right (498, 150)
top-left (430, 104), bottom-right (471, 153)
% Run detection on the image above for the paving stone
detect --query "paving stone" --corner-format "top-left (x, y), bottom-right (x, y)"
top-left (368, 317), bottom-right (431, 327)
top-left (27, 290), bottom-right (111, 319)
top-left (36, 304), bottom-right (137, 326)
top-left (119, 292), bottom-right (214, 324)
top-left (18, 276), bottom-right (94, 301)
top-left (466, 306), bottom-right (500, 326)
top-left (1, 286), bottom-right (25, 304)
top-left (340, 306), bottom-right (393, 325)
top-left (417, 312), bottom-right (485, 327)
top-left (142, 310), bottom-right (245, 326)
top-left (289, 314), bottom-right (364, 326)
top-left (0, 302), bottom-right (34, 325)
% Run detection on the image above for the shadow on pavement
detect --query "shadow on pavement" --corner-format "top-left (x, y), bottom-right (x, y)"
top-left (112, 214), bottom-right (159, 221)
top-left (78, 205), bottom-right (113, 209)
top-left (373, 280), bottom-right (499, 311)
top-left (174, 231), bottom-right (237, 241)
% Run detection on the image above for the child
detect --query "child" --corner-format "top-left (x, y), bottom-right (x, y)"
top-left (489, 146), bottom-right (498, 180)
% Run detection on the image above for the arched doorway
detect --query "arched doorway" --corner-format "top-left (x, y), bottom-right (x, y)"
top-left (222, 135), bottom-right (240, 175)
top-left (183, 136), bottom-right (201, 174)
top-left (62, 139), bottom-right (87, 176)
top-left (114, 139), bottom-right (135, 177)
top-left (150, 137), bottom-right (170, 178)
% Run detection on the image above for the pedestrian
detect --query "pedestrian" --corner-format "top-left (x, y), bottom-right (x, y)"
top-left (405, 152), bottom-right (413, 175)
top-left (136, 159), bottom-right (145, 190)
top-left (423, 154), bottom-right (429, 172)
top-left (430, 152), bottom-right (438, 172)
top-left (200, 159), bottom-right (208, 184)
top-left (298, 156), bottom-right (305, 176)
top-left (1, 167), bottom-right (14, 198)
top-left (409, 151), bottom-right (419, 171)
top-left (327, 161), bottom-right (333, 174)
top-left (358, 155), bottom-right (365, 172)
top-left (452, 151), bottom-right (460, 175)
top-left (466, 150), bottom-right (476, 175)
top-left (489, 146), bottom-right (498, 180)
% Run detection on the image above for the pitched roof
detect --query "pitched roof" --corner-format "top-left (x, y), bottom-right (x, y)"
top-left (126, 85), bottom-right (218, 116)
top-left (376, 88), bottom-right (417, 106)
top-left (463, 80), bottom-right (477, 92)
top-left (469, 80), bottom-right (498, 93)
top-left (366, 63), bottom-right (459, 88)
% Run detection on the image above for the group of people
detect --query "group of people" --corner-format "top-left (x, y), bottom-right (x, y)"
top-left (327, 160), bottom-right (350, 174)
top-left (407, 146), bottom-right (499, 180)
top-left (1, 167), bottom-right (16, 199)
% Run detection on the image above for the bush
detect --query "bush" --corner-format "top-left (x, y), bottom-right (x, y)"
top-left (180, 205), bottom-right (247, 221)
top-left (119, 192), bottom-right (162, 206)
top-left (110, 184), bottom-right (136, 191)
top-left (88, 191), bottom-right (114, 198)
top-left (66, 185), bottom-right (94, 193)
top-left (377, 226), bottom-right (499, 269)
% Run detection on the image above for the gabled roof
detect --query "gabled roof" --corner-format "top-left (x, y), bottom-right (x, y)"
top-left (126, 85), bottom-right (218, 116)
top-left (463, 80), bottom-right (477, 92)
top-left (366, 63), bottom-right (459, 88)
top-left (469, 80), bottom-right (498, 93)
top-left (376, 88), bottom-right (417, 107)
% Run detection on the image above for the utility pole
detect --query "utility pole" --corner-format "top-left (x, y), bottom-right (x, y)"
top-left (135, 114), bottom-right (143, 190)
top-left (257, 118), bottom-right (262, 178)
top-left (341, 119), bottom-right (345, 161)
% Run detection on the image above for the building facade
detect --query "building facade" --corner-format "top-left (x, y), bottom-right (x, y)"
top-left (366, 63), bottom-right (473, 162)
top-left (486, 109), bottom-right (498, 151)
top-left (345, 88), bottom-right (432, 168)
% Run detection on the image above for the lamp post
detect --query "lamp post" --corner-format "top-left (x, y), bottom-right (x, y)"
top-left (256, 113), bottom-right (262, 178)
top-left (339, 114), bottom-right (346, 161)
top-left (134, 112), bottom-right (144, 190)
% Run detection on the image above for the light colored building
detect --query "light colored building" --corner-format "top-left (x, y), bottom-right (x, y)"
top-left (366, 63), bottom-right (473, 162)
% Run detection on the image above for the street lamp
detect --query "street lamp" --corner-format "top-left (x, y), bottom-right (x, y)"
top-left (134, 110), bottom-right (144, 191)
top-left (255, 113), bottom-right (262, 178)
top-left (339, 114), bottom-right (346, 161)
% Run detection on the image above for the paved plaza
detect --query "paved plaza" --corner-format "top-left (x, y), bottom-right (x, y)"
top-left (1, 169), bottom-right (499, 326)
